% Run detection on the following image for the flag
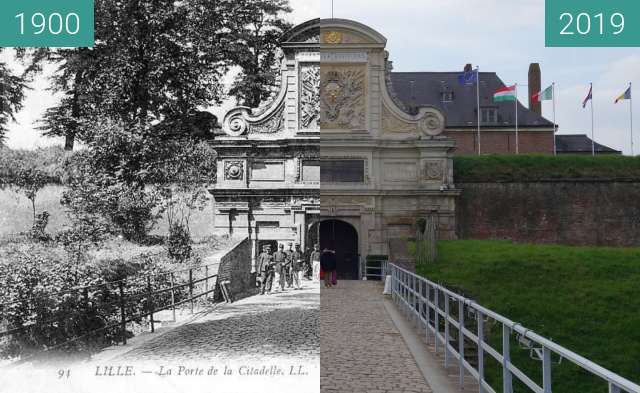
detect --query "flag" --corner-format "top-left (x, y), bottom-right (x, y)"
top-left (582, 85), bottom-right (592, 108)
top-left (458, 69), bottom-right (477, 85)
top-left (532, 85), bottom-right (553, 103)
top-left (615, 86), bottom-right (631, 104)
top-left (493, 85), bottom-right (516, 102)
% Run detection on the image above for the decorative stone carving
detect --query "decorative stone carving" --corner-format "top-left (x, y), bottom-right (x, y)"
top-left (224, 113), bottom-right (248, 137)
top-left (320, 66), bottom-right (366, 129)
top-left (322, 31), bottom-right (343, 44)
top-left (224, 161), bottom-right (244, 180)
top-left (418, 112), bottom-right (445, 137)
top-left (300, 65), bottom-right (319, 129)
top-left (422, 160), bottom-right (444, 181)
top-left (382, 106), bottom-right (417, 134)
top-left (248, 106), bottom-right (285, 134)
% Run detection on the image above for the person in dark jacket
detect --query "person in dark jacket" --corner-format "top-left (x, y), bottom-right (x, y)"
top-left (320, 249), bottom-right (337, 288)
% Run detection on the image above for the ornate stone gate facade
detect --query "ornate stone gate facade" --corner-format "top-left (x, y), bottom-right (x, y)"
top-left (210, 20), bottom-right (320, 271)
top-left (320, 19), bottom-right (459, 264)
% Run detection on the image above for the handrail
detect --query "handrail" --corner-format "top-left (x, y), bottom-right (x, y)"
top-left (0, 262), bottom-right (220, 358)
top-left (388, 263), bottom-right (640, 393)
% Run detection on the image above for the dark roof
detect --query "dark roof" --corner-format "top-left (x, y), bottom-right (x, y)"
top-left (556, 134), bottom-right (621, 154)
top-left (390, 72), bottom-right (554, 128)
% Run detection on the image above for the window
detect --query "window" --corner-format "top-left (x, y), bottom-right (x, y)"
top-left (320, 160), bottom-right (365, 183)
top-left (440, 90), bottom-right (454, 102)
top-left (481, 108), bottom-right (498, 124)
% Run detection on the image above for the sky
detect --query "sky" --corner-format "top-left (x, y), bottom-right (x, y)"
top-left (5, 0), bottom-right (640, 154)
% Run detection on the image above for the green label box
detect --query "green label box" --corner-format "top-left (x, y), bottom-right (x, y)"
top-left (0, 0), bottom-right (94, 48)
top-left (546, 0), bottom-right (640, 47)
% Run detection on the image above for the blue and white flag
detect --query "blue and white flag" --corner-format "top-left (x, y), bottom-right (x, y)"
top-left (458, 69), bottom-right (478, 86)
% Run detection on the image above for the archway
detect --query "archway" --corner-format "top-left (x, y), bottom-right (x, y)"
top-left (320, 220), bottom-right (359, 280)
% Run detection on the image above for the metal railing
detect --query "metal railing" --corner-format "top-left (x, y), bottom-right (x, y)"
top-left (0, 263), bottom-right (219, 358)
top-left (362, 257), bottom-right (388, 280)
top-left (389, 263), bottom-right (640, 393)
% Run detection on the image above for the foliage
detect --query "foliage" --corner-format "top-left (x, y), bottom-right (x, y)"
top-left (19, 0), bottom-right (257, 149)
top-left (0, 54), bottom-right (27, 145)
top-left (11, 168), bottom-right (48, 225)
top-left (62, 120), bottom-right (216, 244)
top-left (415, 240), bottom-right (640, 392)
top-left (226, 0), bottom-right (293, 108)
top-left (0, 146), bottom-right (66, 187)
top-left (454, 154), bottom-right (640, 182)
top-left (166, 223), bottom-right (192, 263)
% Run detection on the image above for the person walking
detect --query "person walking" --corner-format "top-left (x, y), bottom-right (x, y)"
top-left (311, 243), bottom-right (321, 282)
top-left (291, 243), bottom-right (304, 290)
top-left (273, 243), bottom-right (287, 292)
top-left (285, 242), bottom-right (294, 288)
top-left (320, 248), bottom-right (337, 288)
top-left (258, 245), bottom-right (274, 295)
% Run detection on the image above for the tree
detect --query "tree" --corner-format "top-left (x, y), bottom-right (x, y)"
top-left (226, 0), bottom-right (293, 108)
top-left (22, 0), bottom-right (236, 149)
top-left (0, 52), bottom-right (27, 145)
top-left (62, 120), bottom-right (217, 243)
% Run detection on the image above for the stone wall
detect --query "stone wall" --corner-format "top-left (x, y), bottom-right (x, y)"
top-left (207, 237), bottom-right (255, 301)
top-left (457, 181), bottom-right (640, 247)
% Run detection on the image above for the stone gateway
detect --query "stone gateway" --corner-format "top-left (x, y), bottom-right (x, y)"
top-left (319, 19), bottom-right (459, 277)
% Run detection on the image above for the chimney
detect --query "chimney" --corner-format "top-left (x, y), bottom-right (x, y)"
top-left (528, 63), bottom-right (541, 115)
top-left (464, 63), bottom-right (472, 73)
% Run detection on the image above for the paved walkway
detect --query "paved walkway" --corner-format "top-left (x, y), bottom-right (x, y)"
top-left (321, 280), bottom-right (433, 393)
top-left (1, 281), bottom-right (320, 393)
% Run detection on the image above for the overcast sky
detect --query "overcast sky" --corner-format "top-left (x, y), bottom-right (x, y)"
top-left (5, 0), bottom-right (640, 154)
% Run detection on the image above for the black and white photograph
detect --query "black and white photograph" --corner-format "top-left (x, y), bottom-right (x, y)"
top-left (0, 1), bottom-right (319, 392)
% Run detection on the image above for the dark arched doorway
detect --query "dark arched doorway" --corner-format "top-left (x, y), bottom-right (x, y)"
top-left (320, 220), bottom-right (359, 280)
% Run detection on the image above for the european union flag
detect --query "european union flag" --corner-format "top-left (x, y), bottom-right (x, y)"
top-left (458, 69), bottom-right (478, 86)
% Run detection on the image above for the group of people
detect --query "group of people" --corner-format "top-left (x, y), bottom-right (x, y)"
top-left (257, 242), bottom-right (320, 295)
top-left (257, 242), bottom-right (340, 294)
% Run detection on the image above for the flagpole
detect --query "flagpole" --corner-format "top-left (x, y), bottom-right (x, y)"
top-left (630, 82), bottom-right (634, 156)
top-left (552, 82), bottom-right (557, 156)
top-left (590, 82), bottom-right (595, 156)
top-left (476, 66), bottom-right (481, 155)
top-left (515, 83), bottom-right (519, 154)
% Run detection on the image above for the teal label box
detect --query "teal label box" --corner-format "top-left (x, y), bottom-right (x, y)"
top-left (546, 0), bottom-right (640, 47)
top-left (0, 0), bottom-right (94, 47)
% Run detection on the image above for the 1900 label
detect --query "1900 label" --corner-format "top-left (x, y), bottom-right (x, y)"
top-left (0, 0), bottom-right (93, 47)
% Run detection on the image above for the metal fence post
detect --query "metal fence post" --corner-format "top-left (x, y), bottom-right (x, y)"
top-left (118, 282), bottom-right (127, 345)
top-left (170, 272), bottom-right (176, 322)
top-left (147, 276), bottom-right (155, 333)
top-left (477, 310), bottom-right (485, 393)
top-left (189, 269), bottom-right (194, 314)
top-left (434, 287), bottom-right (439, 353)
top-left (543, 347), bottom-right (552, 393)
top-left (425, 283), bottom-right (430, 345)
top-left (205, 266), bottom-right (209, 299)
top-left (502, 324), bottom-right (513, 393)
top-left (458, 299), bottom-right (465, 389)
top-left (444, 292), bottom-right (450, 369)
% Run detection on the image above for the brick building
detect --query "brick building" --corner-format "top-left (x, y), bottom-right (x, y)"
top-left (389, 64), bottom-right (556, 155)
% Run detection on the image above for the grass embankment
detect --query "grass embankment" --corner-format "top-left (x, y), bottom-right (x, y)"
top-left (415, 240), bottom-right (640, 393)
top-left (454, 154), bottom-right (640, 182)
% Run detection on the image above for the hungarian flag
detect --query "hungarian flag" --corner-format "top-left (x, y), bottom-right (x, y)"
top-left (615, 86), bottom-right (631, 103)
top-left (532, 85), bottom-right (553, 103)
top-left (493, 85), bottom-right (516, 102)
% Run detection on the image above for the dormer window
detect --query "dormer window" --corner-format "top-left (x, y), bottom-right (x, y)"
top-left (441, 91), bottom-right (454, 102)
top-left (481, 107), bottom-right (498, 124)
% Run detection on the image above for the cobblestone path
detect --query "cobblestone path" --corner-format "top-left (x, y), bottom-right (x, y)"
top-left (321, 281), bottom-right (432, 393)
top-left (118, 282), bottom-right (320, 363)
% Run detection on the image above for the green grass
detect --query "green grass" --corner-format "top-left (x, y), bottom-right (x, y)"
top-left (454, 154), bottom-right (640, 182)
top-left (415, 240), bottom-right (640, 392)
